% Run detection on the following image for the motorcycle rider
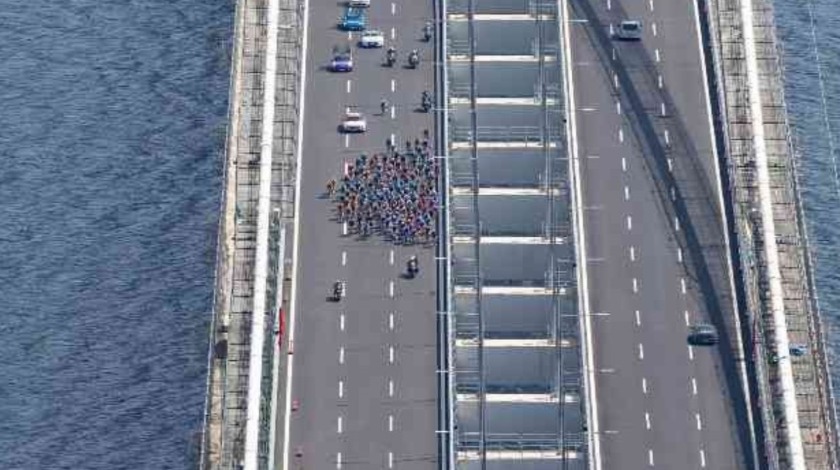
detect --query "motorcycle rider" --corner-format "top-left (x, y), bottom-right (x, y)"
top-left (386, 46), bottom-right (396, 66)
top-left (407, 255), bottom-right (419, 276)
top-left (421, 90), bottom-right (432, 111)
top-left (333, 280), bottom-right (344, 299)
top-left (423, 22), bottom-right (432, 41)
top-left (409, 49), bottom-right (419, 67)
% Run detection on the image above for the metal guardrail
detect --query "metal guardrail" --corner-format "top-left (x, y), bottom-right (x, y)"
top-left (434, 0), bottom-right (456, 468)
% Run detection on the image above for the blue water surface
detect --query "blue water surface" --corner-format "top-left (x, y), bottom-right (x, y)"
top-left (0, 1), bottom-right (233, 469)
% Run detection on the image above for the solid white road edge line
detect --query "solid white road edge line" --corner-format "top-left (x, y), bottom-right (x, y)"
top-left (282, 0), bottom-right (311, 464)
top-left (561, 0), bottom-right (602, 467)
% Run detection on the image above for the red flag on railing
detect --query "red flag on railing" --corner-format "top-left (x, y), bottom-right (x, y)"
top-left (278, 307), bottom-right (286, 348)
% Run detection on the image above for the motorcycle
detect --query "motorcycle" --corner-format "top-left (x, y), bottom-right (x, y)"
top-left (406, 256), bottom-right (419, 279)
top-left (386, 48), bottom-right (396, 67)
top-left (421, 92), bottom-right (432, 113)
top-left (332, 281), bottom-right (345, 301)
top-left (408, 50), bottom-right (419, 68)
top-left (423, 23), bottom-right (432, 42)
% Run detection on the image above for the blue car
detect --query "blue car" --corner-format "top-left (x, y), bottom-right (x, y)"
top-left (340, 7), bottom-right (366, 31)
top-left (330, 52), bottom-right (353, 72)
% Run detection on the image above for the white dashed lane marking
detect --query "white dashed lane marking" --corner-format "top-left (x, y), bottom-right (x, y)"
top-left (626, 215), bottom-right (633, 231)
top-left (635, 309), bottom-right (641, 326)
top-left (339, 380), bottom-right (344, 398)
top-left (645, 412), bottom-right (652, 430)
top-left (692, 377), bottom-right (698, 395)
top-left (642, 377), bottom-right (648, 394)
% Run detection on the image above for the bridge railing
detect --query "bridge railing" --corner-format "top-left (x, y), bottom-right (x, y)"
top-left (704, 0), bottom-right (839, 467)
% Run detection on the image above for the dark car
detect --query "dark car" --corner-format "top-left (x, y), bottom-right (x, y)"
top-left (688, 324), bottom-right (719, 346)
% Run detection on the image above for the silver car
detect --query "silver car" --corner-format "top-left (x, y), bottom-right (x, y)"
top-left (615, 20), bottom-right (642, 40)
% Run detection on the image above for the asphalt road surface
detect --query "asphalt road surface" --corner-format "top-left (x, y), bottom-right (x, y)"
top-left (282, 0), bottom-right (438, 469)
top-left (567, 0), bottom-right (748, 468)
